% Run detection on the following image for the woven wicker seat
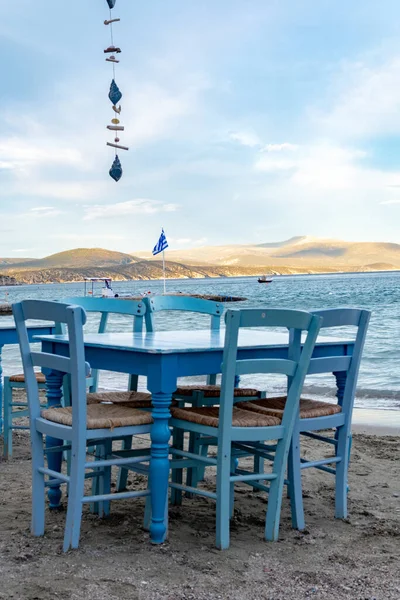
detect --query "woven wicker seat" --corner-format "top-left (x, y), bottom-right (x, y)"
top-left (87, 390), bottom-right (152, 407)
top-left (174, 384), bottom-right (260, 398)
top-left (237, 396), bottom-right (342, 419)
top-left (170, 405), bottom-right (281, 428)
top-left (87, 390), bottom-right (180, 408)
top-left (9, 372), bottom-right (46, 384)
top-left (41, 403), bottom-right (153, 429)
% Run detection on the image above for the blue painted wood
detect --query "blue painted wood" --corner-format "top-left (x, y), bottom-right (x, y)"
top-left (12, 299), bottom-right (152, 551)
top-left (144, 294), bottom-right (222, 385)
top-left (169, 308), bottom-right (322, 548)
top-left (237, 308), bottom-right (314, 331)
top-left (1, 324), bottom-right (53, 456)
top-left (62, 296), bottom-right (146, 393)
top-left (141, 295), bottom-right (224, 493)
top-left (286, 308), bottom-right (371, 530)
top-left (35, 326), bottom-right (354, 545)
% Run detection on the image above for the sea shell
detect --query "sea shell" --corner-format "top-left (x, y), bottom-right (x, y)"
top-left (109, 155), bottom-right (122, 182)
top-left (115, 137), bottom-right (120, 142)
top-left (106, 0), bottom-right (116, 9)
top-left (111, 118), bottom-right (120, 124)
top-left (108, 79), bottom-right (122, 105)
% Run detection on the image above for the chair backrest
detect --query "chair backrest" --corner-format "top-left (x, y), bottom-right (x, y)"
top-left (219, 308), bottom-right (322, 437)
top-left (61, 296), bottom-right (146, 334)
top-left (305, 308), bottom-right (370, 419)
top-left (289, 308), bottom-right (370, 408)
top-left (143, 295), bottom-right (222, 332)
top-left (13, 300), bottom-right (89, 433)
top-left (143, 295), bottom-right (223, 385)
top-left (61, 296), bottom-right (147, 391)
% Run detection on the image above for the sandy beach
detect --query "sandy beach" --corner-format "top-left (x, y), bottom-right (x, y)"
top-left (0, 410), bottom-right (399, 600)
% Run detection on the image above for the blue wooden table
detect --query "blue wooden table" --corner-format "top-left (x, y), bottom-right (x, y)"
top-left (35, 329), bottom-right (354, 544)
top-left (0, 323), bottom-right (54, 433)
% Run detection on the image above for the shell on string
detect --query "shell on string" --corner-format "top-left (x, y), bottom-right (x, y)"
top-left (111, 118), bottom-right (120, 124)
top-left (109, 79), bottom-right (122, 105)
top-left (109, 155), bottom-right (123, 182)
top-left (106, 0), bottom-right (117, 9)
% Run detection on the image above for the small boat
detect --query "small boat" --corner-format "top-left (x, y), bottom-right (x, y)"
top-left (258, 276), bottom-right (273, 284)
top-left (84, 277), bottom-right (116, 297)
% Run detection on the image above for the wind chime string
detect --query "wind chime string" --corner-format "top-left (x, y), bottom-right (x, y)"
top-left (104, 0), bottom-right (128, 182)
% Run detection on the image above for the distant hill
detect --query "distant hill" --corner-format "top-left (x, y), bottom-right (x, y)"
top-left (135, 237), bottom-right (400, 269)
top-left (0, 258), bottom-right (36, 265)
top-left (256, 236), bottom-right (307, 248)
top-left (5, 248), bottom-right (138, 271)
top-left (0, 238), bottom-right (398, 285)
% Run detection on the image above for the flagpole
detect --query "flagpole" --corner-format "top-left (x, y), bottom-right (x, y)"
top-left (162, 249), bottom-right (166, 294)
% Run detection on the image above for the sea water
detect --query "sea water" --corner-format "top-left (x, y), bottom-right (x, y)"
top-left (0, 271), bottom-right (399, 411)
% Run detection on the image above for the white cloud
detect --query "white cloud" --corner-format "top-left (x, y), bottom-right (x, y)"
top-left (12, 248), bottom-right (36, 253)
top-left (380, 199), bottom-right (400, 205)
top-left (84, 199), bottom-right (179, 221)
top-left (25, 206), bottom-right (63, 218)
top-left (254, 157), bottom-right (297, 172)
top-left (51, 233), bottom-right (126, 241)
top-left (253, 140), bottom-right (400, 213)
top-left (262, 143), bottom-right (298, 152)
top-left (4, 180), bottom-right (107, 201)
top-left (229, 131), bottom-right (262, 148)
top-left (124, 77), bottom-right (209, 146)
top-left (313, 56), bottom-right (400, 140)
top-left (0, 137), bottom-right (84, 171)
top-left (168, 237), bottom-right (208, 246)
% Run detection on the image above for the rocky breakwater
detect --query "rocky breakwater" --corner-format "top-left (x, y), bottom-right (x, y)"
top-left (0, 303), bottom-right (12, 315)
top-left (0, 275), bottom-right (20, 286)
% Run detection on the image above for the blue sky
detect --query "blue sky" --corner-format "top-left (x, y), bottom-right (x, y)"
top-left (1, 0), bottom-right (400, 257)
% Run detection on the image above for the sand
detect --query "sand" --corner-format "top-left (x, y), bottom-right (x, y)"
top-left (0, 424), bottom-right (399, 600)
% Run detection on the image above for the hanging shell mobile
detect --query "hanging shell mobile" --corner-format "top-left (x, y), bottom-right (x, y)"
top-left (104, 0), bottom-right (128, 182)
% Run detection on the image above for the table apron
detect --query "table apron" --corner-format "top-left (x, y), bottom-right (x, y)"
top-left (43, 341), bottom-right (354, 378)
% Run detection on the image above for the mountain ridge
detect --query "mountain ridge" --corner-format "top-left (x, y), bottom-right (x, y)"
top-left (0, 238), bottom-right (398, 285)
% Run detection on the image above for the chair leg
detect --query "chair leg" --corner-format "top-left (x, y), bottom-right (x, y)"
top-left (99, 440), bottom-right (111, 518)
top-left (188, 432), bottom-right (205, 489)
top-left (195, 439), bottom-right (209, 482)
top-left (170, 427), bottom-right (184, 506)
top-left (254, 445), bottom-right (264, 492)
top-left (3, 380), bottom-right (12, 458)
top-left (31, 429), bottom-right (46, 537)
top-left (116, 435), bottom-right (133, 492)
top-left (230, 456), bottom-right (236, 519)
top-left (287, 430), bottom-right (305, 531)
top-left (265, 440), bottom-right (287, 542)
top-left (216, 444), bottom-right (232, 550)
top-left (63, 439), bottom-right (86, 552)
top-left (335, 426), bottom-right (350, 519)
top-left (90, 444), bottom-right (102, 514)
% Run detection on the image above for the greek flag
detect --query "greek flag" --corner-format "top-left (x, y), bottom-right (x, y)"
top-left (152, 228), bottom-right (168, 256)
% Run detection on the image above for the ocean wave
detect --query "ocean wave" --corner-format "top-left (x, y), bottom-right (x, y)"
top-left (303, 384), bottom-right (400, 401)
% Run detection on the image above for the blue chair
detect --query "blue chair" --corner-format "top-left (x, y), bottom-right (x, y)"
top-left (168, 308), bottom-right (322, 549)
top-left (142, 295), bottom-right (263, 492)
top-left (2, 297), bottom-right (149, 458)
top-left (61, 296), bottom-right (148, 402)
top-left (13, 299), bottom-right (153, 552)
top-left (3, 372), bottom-right (47, 458)
top-left (237, 307), bottom-right (371, 530)
top-left (144, 295), bottom-right (262, 399)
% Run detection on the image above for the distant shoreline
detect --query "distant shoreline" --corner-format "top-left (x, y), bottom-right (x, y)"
top-left (0, 267), bottom-right (399, 287)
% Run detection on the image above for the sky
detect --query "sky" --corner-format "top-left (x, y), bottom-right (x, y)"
top-left (1, 0), bottom-right (400, 257)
